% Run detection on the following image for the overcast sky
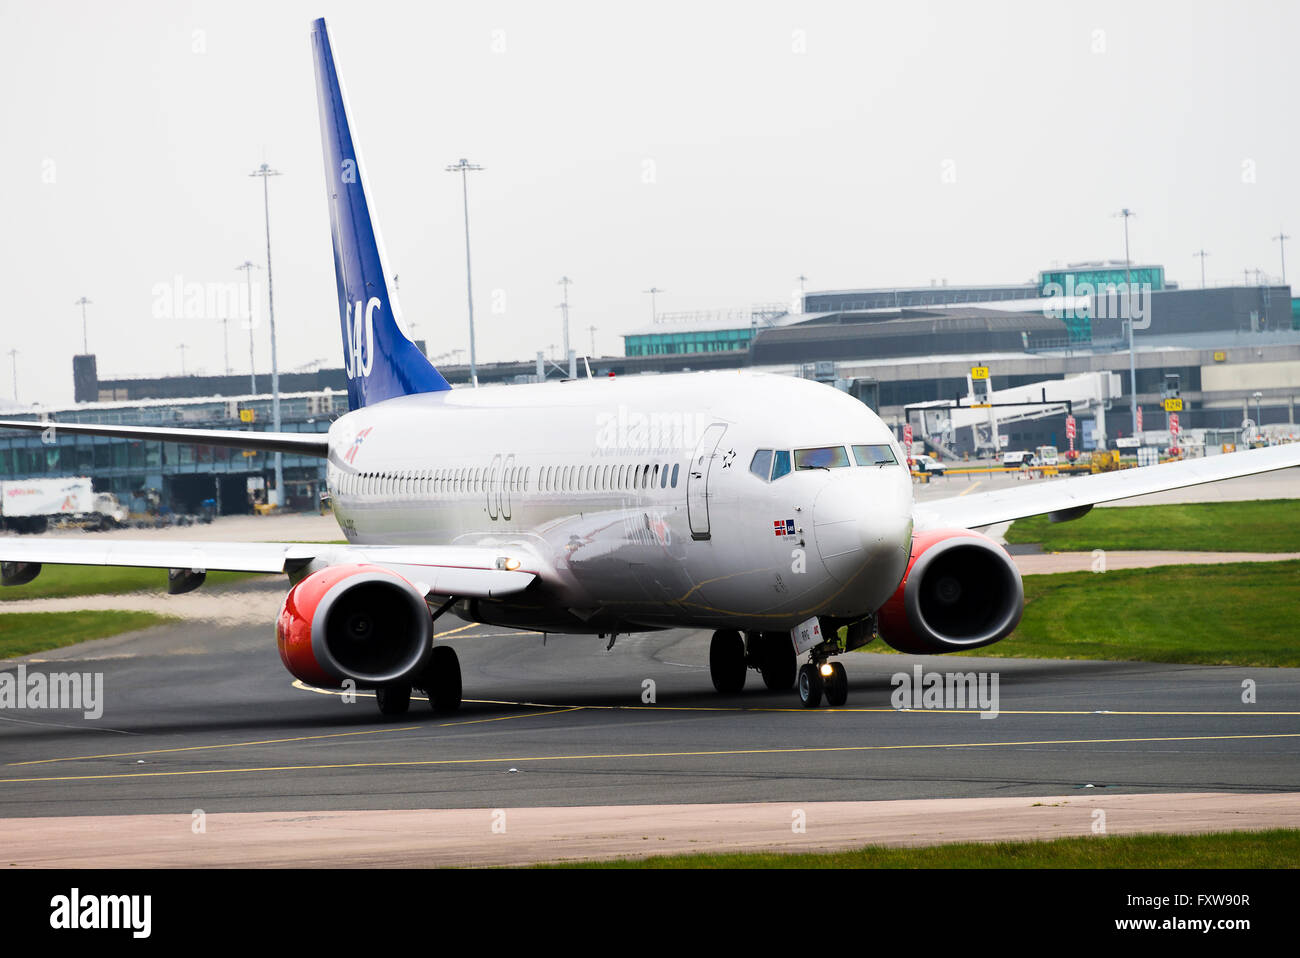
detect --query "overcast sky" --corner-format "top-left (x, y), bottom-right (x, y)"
top-left (3, 0), bottom-right (1297, 407)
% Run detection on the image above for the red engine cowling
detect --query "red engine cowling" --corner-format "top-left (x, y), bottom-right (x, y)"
top-left (877, 529), bottom-right (1023, 654)
top-left (276, 564), bottom-right (432, 688)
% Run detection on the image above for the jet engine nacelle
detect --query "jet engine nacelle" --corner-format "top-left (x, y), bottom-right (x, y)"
top-left (876, 529), bottom-right (1023, 654)
top-left (276, 563), bottom-right (432, 688)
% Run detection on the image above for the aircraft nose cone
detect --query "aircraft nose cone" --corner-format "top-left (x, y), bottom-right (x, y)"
top-left (813, 472), bottom-right (912, 590)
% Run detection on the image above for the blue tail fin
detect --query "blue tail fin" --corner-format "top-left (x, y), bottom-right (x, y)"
top-left (311, 18), bottom-right (452, 410)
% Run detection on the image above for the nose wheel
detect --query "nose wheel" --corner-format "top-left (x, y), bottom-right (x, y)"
top-left (798, 660), bottom-right (847, 708)
top-left (824, 661), bottom-right (848, 707)
top-left (797, 664), bottom-right (823, 708)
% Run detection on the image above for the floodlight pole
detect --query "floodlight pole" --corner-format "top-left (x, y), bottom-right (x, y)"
top-left (250, 162), bottom-right (284, 508)
top-left (1194, 249), bottom-right (1209, 289)
top-left (1116, 208), bottom-right (1137, 435)
top-left (74, 297), bottom-right (92, 354)
top-left (446, 159), bottom-right (484, 387)
top-left (558, 276), bottom-right (575, 378)
top-left (236, 260), bottom-right (260, 394)
top-left (643, 287), bottom-right (663, 323)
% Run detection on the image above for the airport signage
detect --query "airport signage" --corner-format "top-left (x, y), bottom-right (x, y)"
top-left (970, 366), bottom-right (989, 380)
top-left (1163, 398), bottom-right (1183, 412)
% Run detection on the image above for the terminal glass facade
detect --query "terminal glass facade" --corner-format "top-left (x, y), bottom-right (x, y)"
top-left (1039, 265), bottom-right (1167, 343)
top-left (624, 328), bottom-right (753, 356)
top-left (0, 394), bottom-right (333, 515)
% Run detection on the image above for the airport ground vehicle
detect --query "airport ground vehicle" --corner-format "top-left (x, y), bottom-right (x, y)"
top-left (911, 454), bottom-right (947, 475)
top-left (2, 18), bottom-right (1299, 715)
top-left (0, 478), bottom-right (128, 533)
top-left (1001, 450), bottom-right (1036, 468)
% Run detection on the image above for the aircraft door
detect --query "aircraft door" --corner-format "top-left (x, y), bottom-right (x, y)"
top-left (501, 453), bottom-right (515, 521)
top-left (687, 423), bottom-right (727, 540)
top-left (486, 453), bottom-right (501, 520)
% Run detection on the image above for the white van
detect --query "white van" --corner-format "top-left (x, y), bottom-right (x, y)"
top-left (1034, 445), bottom-right (1060, 467)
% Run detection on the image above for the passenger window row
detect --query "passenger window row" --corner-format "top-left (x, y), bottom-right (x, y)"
top-left (536, 462), bottom-right (679, 493)
top-left (332, 461), bottom-right (682, 499)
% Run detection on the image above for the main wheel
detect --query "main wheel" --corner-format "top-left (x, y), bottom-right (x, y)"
top-left (797, 664), bottom-right (823, 708)
top-left (759, 632), bottom-right (797, 690)
top-left (710, 630), bottom-right (747, 693)
top-left (375, 683), bottom-right (411, 716)
top-left (421, 645), bottom-right (462, 713)
top-left (824, 661), bottom-right (848, 707)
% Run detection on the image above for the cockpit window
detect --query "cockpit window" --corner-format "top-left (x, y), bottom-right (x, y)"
top-left (794, 446), bottom-right (850, 470)
top-left (771, 450), bottom-right (792, 480)
top-left (852, 443), bottom-right (898, 466)
top-left (749, 449), bottom-right (773, 480)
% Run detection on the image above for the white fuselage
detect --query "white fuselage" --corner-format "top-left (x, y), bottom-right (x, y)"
top-left (324, 371), bottom-right (914, 634)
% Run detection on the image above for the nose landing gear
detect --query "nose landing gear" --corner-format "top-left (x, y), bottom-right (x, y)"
top-left (797, 663), bottom-right (822, 708)
top-left (797, 660), bottom-right (847, 708)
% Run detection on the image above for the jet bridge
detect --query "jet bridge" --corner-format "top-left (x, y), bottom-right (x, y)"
top-left (907, 371), bottom-right (1124, 458)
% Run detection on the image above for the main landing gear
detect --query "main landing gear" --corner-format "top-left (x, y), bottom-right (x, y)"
top-left (708, 629), bottom-right (848, 708)
top-left (374, 598), bottom-right (465, 718)
top-left (375, 645), bottom-right (463, 718)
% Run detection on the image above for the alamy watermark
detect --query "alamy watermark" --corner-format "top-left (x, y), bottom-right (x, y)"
top-left (890, 664), bottom-right (1000, 719)
top-left (594, 406), bottom-right (712, 455)
top-left (50, 889), bottom-right (150, 938)
top-left (0, 665), bottom-right (103, 719)
top-left (1042, 276), bottom-right (1153, 330)
top-left (151, 274), bottom-right (261, 328)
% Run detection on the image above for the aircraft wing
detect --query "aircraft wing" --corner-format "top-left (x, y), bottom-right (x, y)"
top-left (913, 443), bottom-right (1300, 531)
top-left (0, 420), bottom-right (329, 458)
top-left (0, 539), bottom-right (537, 599)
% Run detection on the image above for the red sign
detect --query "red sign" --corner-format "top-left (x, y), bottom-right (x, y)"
top-left (902, 425), bottom-right (913, 466)
top-left (1136, 406), bottom-right (1143, 432)
top-left (1065, 415), bottom-right (1076, 439)
top-left (1169, 413), bottom-right (1180, 436)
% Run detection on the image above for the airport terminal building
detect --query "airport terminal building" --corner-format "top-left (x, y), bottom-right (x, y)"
top-left (2, 261), bottom-right (1297, 513)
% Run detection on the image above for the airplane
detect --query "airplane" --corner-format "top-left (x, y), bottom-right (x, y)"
top-left (2, 17), bottom-right (1298, 716)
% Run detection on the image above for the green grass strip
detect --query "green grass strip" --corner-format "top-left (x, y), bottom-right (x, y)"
top-left (1005, 500), bottom-right (1300, 553)
top-left (0, 610), bottom-right (178, 658)
top-left (552, 828), bottom-right (1300, 869)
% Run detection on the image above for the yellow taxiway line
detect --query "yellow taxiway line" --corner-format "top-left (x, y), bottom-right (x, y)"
top-left (2, 732), bottom-right (1298, 785)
